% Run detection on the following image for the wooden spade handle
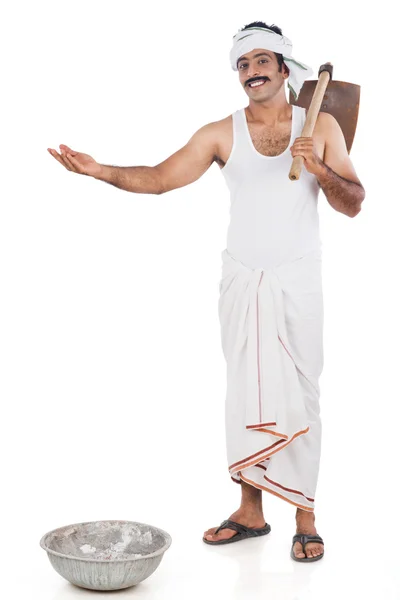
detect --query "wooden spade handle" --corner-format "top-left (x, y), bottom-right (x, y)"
top-left (289, 63), bottom-right (333, 181)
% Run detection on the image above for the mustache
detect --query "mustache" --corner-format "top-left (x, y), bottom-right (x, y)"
top-left (246, 77), bottom-right (270, 86)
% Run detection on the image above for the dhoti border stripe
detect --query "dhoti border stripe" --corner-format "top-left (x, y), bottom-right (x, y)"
top-left (246, 422), bottom-right (277, 428)
top-left (239, 471), bottom-right (314, 512)
top-left (254, 464), bottom-right (314, 501)
top-left (229, 426), bottom-right (309, 471)
top-left (262, 473), bottom-right (314, 502)
top-left (229, 439), bottom-right (285, 469)
top-left (245, 426), bottom-right (288, 438)
top-left (257, 271), bottom-right (264, 422)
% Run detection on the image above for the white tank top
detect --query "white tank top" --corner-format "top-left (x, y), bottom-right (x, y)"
top-left (220, 105), bottom-right (322, 270)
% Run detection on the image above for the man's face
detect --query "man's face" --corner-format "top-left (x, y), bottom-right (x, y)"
top-left (237, 48), bottom-right (288, 100)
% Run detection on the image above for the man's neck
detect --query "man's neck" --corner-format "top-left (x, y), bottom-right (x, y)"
top-left (246, 98), bottom-right (292, 126)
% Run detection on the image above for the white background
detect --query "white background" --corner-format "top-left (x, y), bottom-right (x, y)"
top-left (1, 1), bottom-right (399, 598)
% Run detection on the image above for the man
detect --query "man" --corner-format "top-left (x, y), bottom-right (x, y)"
top-left (48, 21), bottom-right (365, 562)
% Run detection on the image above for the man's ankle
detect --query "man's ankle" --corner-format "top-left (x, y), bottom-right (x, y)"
top-left (296, 508), bottom-right (315, 522)
top-left (239, 501), bottom-right (263, 514)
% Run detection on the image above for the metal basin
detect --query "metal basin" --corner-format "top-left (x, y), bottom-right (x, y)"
top-left (40, 519), bottom-right (172, 591)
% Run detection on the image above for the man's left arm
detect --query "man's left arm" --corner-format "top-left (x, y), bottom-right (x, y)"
top-left (290, 112), bottom-right (365, 218)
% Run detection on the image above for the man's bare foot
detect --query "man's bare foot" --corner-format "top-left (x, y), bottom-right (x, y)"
top-left (293, 508), bottom-right (324, 559)
top-left (203, 507), bottom-right (266, 542)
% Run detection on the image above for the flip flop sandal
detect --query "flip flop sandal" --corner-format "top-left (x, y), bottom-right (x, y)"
top-left (203, 519), bottom-right (271, 545)
top-left (290, 533), bottom-right (325, 562)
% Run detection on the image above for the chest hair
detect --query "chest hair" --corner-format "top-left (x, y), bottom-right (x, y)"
top-left (247, 124), bottom-right (292, 157)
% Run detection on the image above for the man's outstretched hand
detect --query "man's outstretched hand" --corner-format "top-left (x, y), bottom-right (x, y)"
top-left (47, 144), bottom-right (102, 178)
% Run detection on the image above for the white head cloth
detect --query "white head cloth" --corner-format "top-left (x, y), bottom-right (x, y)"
top-left (229, 26), bottom-right (313, 100)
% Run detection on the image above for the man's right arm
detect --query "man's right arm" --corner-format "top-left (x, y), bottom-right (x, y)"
top-left (47, 123), bottom-right (218, 194)
top-left (94, 123), bottom-right (218, 195)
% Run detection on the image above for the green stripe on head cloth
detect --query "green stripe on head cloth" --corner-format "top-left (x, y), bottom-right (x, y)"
top-left (229, 27), bottom-right (313, 100)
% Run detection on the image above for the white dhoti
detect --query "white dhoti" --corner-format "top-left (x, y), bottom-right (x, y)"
top-left (218, 248), bottom-right (324, 512)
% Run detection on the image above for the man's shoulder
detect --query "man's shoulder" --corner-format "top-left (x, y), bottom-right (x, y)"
top-left (305, 109), bottom-right (339, 145)
top-left (306, 109), bottom-right (339, 130)
top-left (195, 114), bottom-right (234, 146)
top-left (191, 114), bottom-right (234, 165)
top-left (203, 113), bottom-right (234, 132)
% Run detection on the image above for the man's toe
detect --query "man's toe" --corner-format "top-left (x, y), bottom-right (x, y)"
top-left (306, 546), bottom-right (315, 558)
top-left (305, 543), bottom-right (323, 558)
top-left (294, 542), bottom-right (305, 558)
top-left (204, 526), bottom-right (238, 541)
